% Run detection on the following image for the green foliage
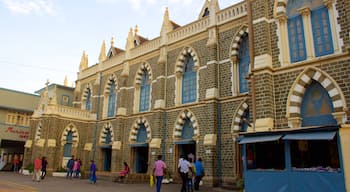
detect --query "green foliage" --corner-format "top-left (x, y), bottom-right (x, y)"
top-left (25, 163), bottom-right (34, 173)
top-left (237, 177), bottom-right (245, 188)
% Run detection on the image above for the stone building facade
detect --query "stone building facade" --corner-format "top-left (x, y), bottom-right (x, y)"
top-left (24, 0), bottom-right (350, 189)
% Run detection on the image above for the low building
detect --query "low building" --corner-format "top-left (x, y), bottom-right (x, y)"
top-left (0, 88), bottom-right (39, 170)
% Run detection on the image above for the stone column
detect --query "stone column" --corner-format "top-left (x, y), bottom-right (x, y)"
top-left (298, 7), bottom-right (315, 59)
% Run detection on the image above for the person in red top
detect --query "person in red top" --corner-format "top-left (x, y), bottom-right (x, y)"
top-left (32, 156), bottom-right (42, 182)
top-left (13, 155), bottom-right (19, 173)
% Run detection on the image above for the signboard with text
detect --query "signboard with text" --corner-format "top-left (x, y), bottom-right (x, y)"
top-left (0, 124), bottom-right (30, 141)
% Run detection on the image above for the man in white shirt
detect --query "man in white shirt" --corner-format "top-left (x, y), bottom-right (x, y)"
top-left (178, 155), bottom-right (191, 192)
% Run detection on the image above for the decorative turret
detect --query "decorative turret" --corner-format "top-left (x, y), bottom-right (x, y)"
top-left (206, 0), bottom-right (219, 47)
top-left (208, 0), bottom-right (219, 26)
top-left (99, 40), bottom-right (106, 63)
top-left (79, 51), bottom-right (88, 71)
top-left (64, 76), bottom-right (68, 86)
top-left (199, 0), bottom-right (219, 19)
top-left (158, 7), bottom-right (172, 64)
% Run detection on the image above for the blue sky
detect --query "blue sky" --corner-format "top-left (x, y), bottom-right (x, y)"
top-left (0, 0), bottom-right (241, 94)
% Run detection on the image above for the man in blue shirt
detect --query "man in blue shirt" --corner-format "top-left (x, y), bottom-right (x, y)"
top-left (66, 155), bottom-right (75, 179)
top-left (194, 158), bottom-right (205, 191)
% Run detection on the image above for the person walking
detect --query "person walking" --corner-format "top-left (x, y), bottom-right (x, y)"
top-left (73, 159), bottom-right (81, 178)
top-left (66, 155), bottom-right (75, 179)
top-left (89, 160), bottom-right (97, 184)
top-left (153, 155), bottom-right (167, 192)
top-left (13, 155), bottom-right (19, 173)
top-left (32, 156), bottom-right (42, 182)
top-left (178, 155), bottom-right (191, 192)
top-left (194, 158), bottom-right (205, 191)
top-left (41, 156), bottom-right (48, 180)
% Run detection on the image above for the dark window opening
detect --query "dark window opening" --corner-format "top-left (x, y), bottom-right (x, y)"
top-left (246, 141), bottom-right (285, 170)
top-left (290, 138), bottom-right (340, 172)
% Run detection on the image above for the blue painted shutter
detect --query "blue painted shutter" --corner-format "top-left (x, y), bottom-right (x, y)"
top-left (136, 124), bottom-right (147, 143)
top-left (182, 55), bottom-right (197, 104)
top-left (311, 6), bottom-right (334, 57)
top-left (301, 81), bottom-right (337, 126)
top-left (238, 34), bottom-right (250, 93)
top-left (181, 118), bottom-right (194, 140)
top-left (86, 89), bottom-right (92, 110)
top-left (288, 15), bottom-right (307, 63)
top-left (139, 72), bottom-right (150, 112)
top-left (63, 131), bottom-right (73, 157)
top-left (107, 81), bottom-right (116, 117)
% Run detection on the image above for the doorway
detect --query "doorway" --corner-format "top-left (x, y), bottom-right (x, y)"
top-left (133, 146), bottom-right (149, 173)
top-left (102, 148), bottom-right (111, 171)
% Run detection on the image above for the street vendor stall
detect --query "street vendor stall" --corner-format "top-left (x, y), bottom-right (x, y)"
top-left (239, 126), bottom-right (346, 192)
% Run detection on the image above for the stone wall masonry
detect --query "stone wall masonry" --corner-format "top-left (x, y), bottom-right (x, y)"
top-left (336, 0), bottom-right (350, 50)
top-left (219, 62), bottom-right (233, 97)
top-left (218, 24), bottom-right (243, 61)
top-left (253, 21), bottom-right (271, 57)
top-left (270, 22), bottom-right (281, 68)
top-left (254, 73), bottom-right (274, 119)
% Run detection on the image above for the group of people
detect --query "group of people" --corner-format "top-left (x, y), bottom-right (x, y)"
top-left (31, 153), bottom-right (205, 192)
top-left (66, 155), bottom-right (82, 179)
top-left (32, 156), bottom-right (48, 182)
top-left (151, 154), bottom-right (205, 192)
top-left (178, 155), bottom-right (205, 192)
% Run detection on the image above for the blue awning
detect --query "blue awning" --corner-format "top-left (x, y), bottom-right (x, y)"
top-left (238, 135), bottom-right (282, 144)
top-left (129, 143), bottom-right (148, 147)
top-left (99, 145), bottom-right (112, 149)
top-left (174, 139), bottom-right (195, 144)
top-left (282, 131), bottom-right (336, 140)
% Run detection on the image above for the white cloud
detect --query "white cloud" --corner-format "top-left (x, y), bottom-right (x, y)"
top-left (2, 0), bottom-right (57, 16)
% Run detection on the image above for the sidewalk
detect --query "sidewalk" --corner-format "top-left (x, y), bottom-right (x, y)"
top-left (0, 172), bottom-right (219, 192)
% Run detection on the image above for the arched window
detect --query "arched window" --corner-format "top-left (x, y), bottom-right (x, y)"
top-left (107, 81), bottom-right (116, 117)
top-left (139, 70), bottom-right (150, 112)
top-left (86, 88), bottom-right (92, 111)
top-left (63, 131), bottom-right (73, 157)
top-left (182, 54), bottom-right (197, 104)
top-left (238, 33), bottom-right (250, 93)
top-left (301, 80), bottom-right (337, 126)
top-left (136, 124), bottom-right (148, 143)
top-left (105, 128), bottom-right (112, 144)
top-left (181, 118), bottom-right (194, 140)
top-left (286, 0), bottom-right (333, 63)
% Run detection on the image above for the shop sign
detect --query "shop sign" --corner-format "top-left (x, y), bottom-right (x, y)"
top-left (0, 124), bottom-right (29, 141)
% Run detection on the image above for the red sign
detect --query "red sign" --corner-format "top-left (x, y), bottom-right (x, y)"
top-left (5, 126), bottom-right (29, 139)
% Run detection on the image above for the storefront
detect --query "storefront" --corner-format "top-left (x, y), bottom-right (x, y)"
top-left (239, 126), bottom-right (346, 192)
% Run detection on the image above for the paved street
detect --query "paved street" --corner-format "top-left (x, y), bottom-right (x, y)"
top-left (0, 172), bottom-right (218, 192)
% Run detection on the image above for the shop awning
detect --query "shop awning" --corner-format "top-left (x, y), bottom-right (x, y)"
top-left (238, 135), bottom-right (282, 144)
top-left (282, 131), bottom-right (336, 140)
top-left (129, 143), bottom-right (148, 147)
top-left (173, 139), bottom-right (195, 144)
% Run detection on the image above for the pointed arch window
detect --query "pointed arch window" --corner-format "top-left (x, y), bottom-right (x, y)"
top-left (105, 128), bottom-right (112, 144)
top-left (107, 81), bottom-right (117, 118)
top-left (136, 124), bottom-right (148, 143)
top-left (86, 88), bottom-right (92, 111)
top-left (182, 54), bottom-right (197, 104)
top-left (139, 70), bottom-right (150, 112)
top-left (181, 118), bottom-right (194, 140)
top-left (63, 131), bottom-right (73, 157)
top-left (238, 33), bottom-right (250, 93)
top-left (301, 80), bottom-right (337, 126)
